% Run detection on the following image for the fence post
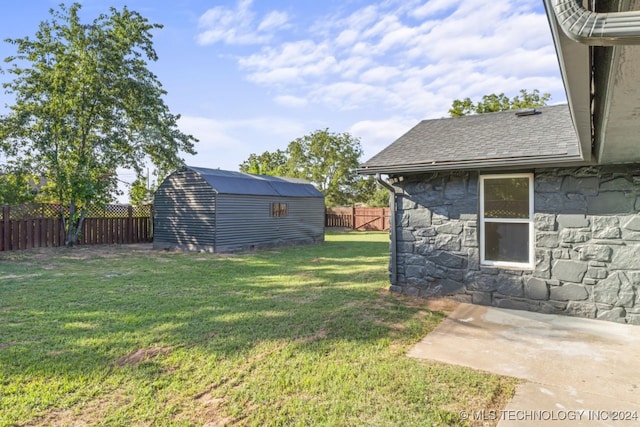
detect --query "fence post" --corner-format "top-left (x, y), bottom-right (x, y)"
top-left (149, 204), bottom-right (154, 242)
top-left (2, 206), bottom-right (9, 251)
top-left (127, 205), bottom-right (133, 243)
top-left (351, 206), bottom-right (356, 230)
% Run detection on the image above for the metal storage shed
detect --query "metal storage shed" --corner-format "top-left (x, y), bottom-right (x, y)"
top-left (153, 166), bottom-right (325, 252)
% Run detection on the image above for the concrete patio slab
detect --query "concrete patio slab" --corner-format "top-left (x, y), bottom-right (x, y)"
top-left (408, 303), bottom-right (640, 426)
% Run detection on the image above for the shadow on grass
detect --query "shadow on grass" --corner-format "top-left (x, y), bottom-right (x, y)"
top-left (0, 233), bottom-right (442, 377)
top-left (1, 233), bottom-right (520, 427)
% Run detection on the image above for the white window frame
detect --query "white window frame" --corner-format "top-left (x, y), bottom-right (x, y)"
top-left (479, 173), bottom-right (534, 269)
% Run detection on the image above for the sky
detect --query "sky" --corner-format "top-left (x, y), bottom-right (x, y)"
top-left (0, 0), bottom-right (566, 200)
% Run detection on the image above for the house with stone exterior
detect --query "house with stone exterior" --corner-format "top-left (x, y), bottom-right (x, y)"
top-left (358, 0), bottom-right (640, 324)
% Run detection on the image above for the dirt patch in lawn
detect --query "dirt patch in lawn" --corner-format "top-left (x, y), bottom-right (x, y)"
top-left (115, 346), bottom-right (172, 366)
top-left (194, 393), bottom-right (233, 427)
top-left (0, 342), bottom-right (16, 350)
top-left (0, 243), bottom-right (155, 263)
top-left (379, 288), bottom-right (460, 315)
top-left (422, 297), bottom-right (460, 315)
top-left (24, 392), bottom-right (129, 427)
top-left (294, 329), bottom-right (328, 344)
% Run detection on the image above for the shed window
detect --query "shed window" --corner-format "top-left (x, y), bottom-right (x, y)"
top-left (271, 202), bottom-right (288, 217)
top-left (480, 174), bottom-right (534, 268)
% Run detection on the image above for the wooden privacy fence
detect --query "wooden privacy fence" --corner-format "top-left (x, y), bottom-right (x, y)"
top-left (1, 203), bottom-right (153, 252)
top-left (325, 206), bottom-right (390, 231)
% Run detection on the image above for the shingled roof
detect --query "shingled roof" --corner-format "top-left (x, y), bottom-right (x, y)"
top-left (358, 104), bottom-right (582, 175)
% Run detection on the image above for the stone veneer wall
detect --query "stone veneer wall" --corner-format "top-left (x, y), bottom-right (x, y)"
top-left (391, 165), bottom-right (640, 324)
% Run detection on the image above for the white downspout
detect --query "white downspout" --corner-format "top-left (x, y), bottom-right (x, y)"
top-left (376, 173), bottom-right (397, 285)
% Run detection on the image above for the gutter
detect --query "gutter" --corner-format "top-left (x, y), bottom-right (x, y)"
top-left (544, 0), bottom-right (640, 46)
top-left (544, 0), bottom-right (640, 162)
top-left (376, 173), bottom-right (398, 285)
top-left (359, 153), bottom-right (586, 176)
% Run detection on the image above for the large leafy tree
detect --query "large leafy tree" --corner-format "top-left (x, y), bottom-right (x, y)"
top-left (0, 3), bottom-right (196, 245)
top-left (238, 149), bottom-right (288, 176)
top-left (239, 129), bottom-right (366, 206)
top-left (354, 176), bottom-right (391, 207)
top-left (449, 89), bottom-right (551, 117)
top-left (128, 166), bottom-right (172, 206)
top-left (286, 130), bottom-right (363, 206)
top-left (128, 177), bottom-right (154, 206)
top-left (0, 165), bottom-right (38, 205)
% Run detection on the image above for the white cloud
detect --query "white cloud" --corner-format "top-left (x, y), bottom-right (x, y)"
top-left (335, 29), bottom-right (359, 47)
top-left (178, 116), bottom-right (246, 171)
top-left (237, 0), bottom-right (558, 109)
top-left (274, 95), bottom-right (308, 108)
top-left (360, 66), bottom-right (401, 84)
top-left (179, 116), bottom-right (238, 149)
top-left (376, 26), bottom-right (418, 54)
top-left (246, 67), bottom-right (302, 85)
top-left (240, 40), bottom-right (327, 69)
top-left (310, 82), bottom-right (390, 110)
top-left (236, 117), bottom-right (307, 137)
top-left (202, 0), bottom-right (563, 130)
top-left (412, 0), bottom-right (458, 19)
top-left (180, 115), bottom-right (304, 141)
top-left (178, 115), bottom-right (306, 167)
top-left (196, 0), bottom-right (288, 45)
top-left (361, 14), bottom-right (402, 40)
top-left (240, 40), bottom-right (338, 85)
top-left (481, 47), bottom-right (559, 77)
top-left (258, 11), bottom-right (289, 32)
top-left (342, 5), bottom-right (381, 33)
top-left (336, 56), bottom-right (374, 79)
top-left (350, 117), bottom-right (419, 160)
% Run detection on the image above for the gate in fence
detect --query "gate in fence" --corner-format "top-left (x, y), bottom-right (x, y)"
top-left (325, 206), bottom-right (390, 231)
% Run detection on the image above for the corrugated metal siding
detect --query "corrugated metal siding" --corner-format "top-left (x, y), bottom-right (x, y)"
top-left (153, 169), bottom-right (217, 251)
top-left (215, 195), bottom-right (325, 252)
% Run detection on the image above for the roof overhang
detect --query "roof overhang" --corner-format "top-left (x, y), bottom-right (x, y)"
top-left (545, 0), bottom-right (640, 165)
top-left (543, 0), bottom-right (592, 162)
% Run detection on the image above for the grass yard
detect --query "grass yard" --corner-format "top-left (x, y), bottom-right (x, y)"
top-left (0, 231), bottom-right (516, 426)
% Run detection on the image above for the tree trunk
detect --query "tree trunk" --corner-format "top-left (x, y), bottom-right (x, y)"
top-left (64, 201), bottom-right (87, 247)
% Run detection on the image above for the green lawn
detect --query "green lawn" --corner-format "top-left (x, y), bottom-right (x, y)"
top-left (0, 231), bottom-right (516, 426)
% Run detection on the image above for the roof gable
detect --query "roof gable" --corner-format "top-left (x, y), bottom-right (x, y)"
top-left (186, 166), bottom-right (324, 198)
top-left (359, 104), bottom-right (582, 174)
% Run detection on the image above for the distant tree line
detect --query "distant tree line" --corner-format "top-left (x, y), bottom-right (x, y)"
top-left (449, 89), bottom-right (551, 117)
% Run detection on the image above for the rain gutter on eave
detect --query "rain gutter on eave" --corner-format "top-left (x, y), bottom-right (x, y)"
top-left (358, 153), bottom-right (586, 176)
top-left (544, 0), bottom-right (640, 46)
top-left (544, 0), bottom-right (640, 162)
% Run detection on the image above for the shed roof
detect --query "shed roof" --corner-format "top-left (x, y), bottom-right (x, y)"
top-left (186, 166), bottom-right (324, 198)
top-left (358, 104), bottom-right (583, 175)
